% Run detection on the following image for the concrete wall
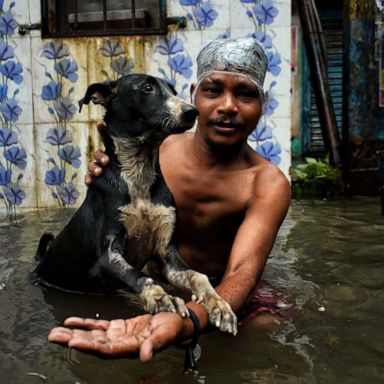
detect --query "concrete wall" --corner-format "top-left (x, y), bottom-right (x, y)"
top-left (0, 0), bottom-right (291, 216)
top-left (346, 0), bottom-right (384, 141)
top-left (344, 0), bottom-right (384, 195)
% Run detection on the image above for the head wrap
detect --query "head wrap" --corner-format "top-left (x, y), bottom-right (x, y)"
top-left (193, 37), bottom-right (269, 109)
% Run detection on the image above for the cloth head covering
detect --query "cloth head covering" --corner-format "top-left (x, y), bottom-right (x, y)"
top-left (193, 37), bottom-right (269, 108)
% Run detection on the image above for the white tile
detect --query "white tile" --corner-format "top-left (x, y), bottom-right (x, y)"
top-left (209, 0), bottom-right (230, 32)
top-left (266, 25), bottom-right (291, 65)
top-left (272, 0), bottom-right (292, 27)
top-left (181, 30), bottom-right (203, 83)
top-left (12, 0), bottom-right (41, 28)
top-left (270, 116), bottom-right (291, 177)
top-left (9, 0), bottom-right (30, 26)
top-left (230, 0), bottom-right (291, 30)
top-left (265, 88), bottom-right (290, 119)
top-left (167, 0), bottom-right (185, 18)
top-left (28, 0), bottom-right (41, 24)
top-left (230, 1), bottom-right (256, 30)
top-left (265, 40), bottom-right (291, 118)
top-left (166, 0), bottom-right (199, 32)
top-left (34, 122), bottom-right (90, 208)
top-left (201, 27), bottom-right (232, 46)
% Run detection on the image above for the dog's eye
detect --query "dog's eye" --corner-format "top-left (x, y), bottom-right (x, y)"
top-left (143, 84), bottom-right (154, 93)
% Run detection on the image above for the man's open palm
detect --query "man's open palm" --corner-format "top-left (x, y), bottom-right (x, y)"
top-left (48, 313), bottom-right (185, 362)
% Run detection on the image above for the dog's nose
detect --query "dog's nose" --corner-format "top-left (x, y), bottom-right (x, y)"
top-left (182, 105), bottom-right (199, 123)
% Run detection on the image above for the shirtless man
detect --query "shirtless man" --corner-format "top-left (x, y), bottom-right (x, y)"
top-left (48, 37), bottom-right (291, 362)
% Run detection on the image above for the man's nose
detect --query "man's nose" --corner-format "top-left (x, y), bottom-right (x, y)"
top-left (218, 92), bottom-right (238, 115)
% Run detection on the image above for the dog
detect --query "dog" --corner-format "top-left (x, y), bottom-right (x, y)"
top-left (35, 74), bottom-right (237, 335)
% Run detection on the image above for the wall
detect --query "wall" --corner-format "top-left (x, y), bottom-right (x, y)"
top-left (0, 0), bottom-right (291, 217)
top-left (345, 0), bottom-right (384, 195)
top-left (290, 5), bottom-right (304, 160)
top-left (346, 0), bottom-right (384, 140)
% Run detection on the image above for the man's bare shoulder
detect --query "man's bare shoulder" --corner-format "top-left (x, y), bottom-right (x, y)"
top-left (248, 152), bottom-right (291, 205)
top-left (160, 132), bottom-right (194, 153)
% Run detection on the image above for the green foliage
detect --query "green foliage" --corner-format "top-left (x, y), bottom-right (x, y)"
top-left (292, 157), bottom-right (336, 183)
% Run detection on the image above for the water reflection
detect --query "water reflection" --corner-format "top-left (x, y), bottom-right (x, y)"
top-left (0, 199), bottom-right (383, 383)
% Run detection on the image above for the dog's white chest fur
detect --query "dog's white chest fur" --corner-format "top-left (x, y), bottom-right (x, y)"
top-left (119, 199), bottom-right (175, 267)
top-left (113, 137), bottom-right (176, 267)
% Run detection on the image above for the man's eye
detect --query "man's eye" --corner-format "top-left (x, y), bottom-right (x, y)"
top-left (238, 90), bottom-right (259, 99)
top-left (143, 84), bottom-right (154, 93)
top-left (204, 87), bottom-right (220, 94)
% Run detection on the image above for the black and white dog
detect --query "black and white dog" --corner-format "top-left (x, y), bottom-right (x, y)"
top-left (35, 74), bottom-right (237, 335)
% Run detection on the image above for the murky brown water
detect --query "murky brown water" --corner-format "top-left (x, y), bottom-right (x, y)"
top-left (0, 198), bottom-right (383, 384)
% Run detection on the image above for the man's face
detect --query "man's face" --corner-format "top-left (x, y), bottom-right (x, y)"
top-left (192, 72), bottom-right (262, 148)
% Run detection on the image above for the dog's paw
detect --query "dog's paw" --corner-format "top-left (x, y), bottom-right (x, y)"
top-left (198, 294), bottom-right (238, 335)
top-left (141, 284), bottom-right (189, 317)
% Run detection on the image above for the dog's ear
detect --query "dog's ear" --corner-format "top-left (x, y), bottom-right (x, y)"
top-left (78, 81), bottom-right (118, 112)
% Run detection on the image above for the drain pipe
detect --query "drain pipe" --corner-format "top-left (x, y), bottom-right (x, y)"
top-left (378, 150), bottom-right (384, 215)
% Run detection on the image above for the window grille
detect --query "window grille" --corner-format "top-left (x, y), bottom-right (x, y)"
top-left (41, 0), bottom-right (167, 37)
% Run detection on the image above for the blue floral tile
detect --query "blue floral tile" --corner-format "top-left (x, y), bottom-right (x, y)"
top-left (0, 123), bottom-right (36, 209)
top-left (261, 116), bottom-right (291, 176)
top-left (31, 39), bottom-right (89, 207)
top-left (231, 1), bottom-right (279, 31)
top-left (168, 0), bottom-right (221, 31)
top-left (7, 36), bottom-right (34, 126)
top-left (0, 0), bottom-right (291, 217)
top-left (34, 123), bottom-right (89, 208)
top-left (85, 37), bottom-right (139, 122)
top-left (0, 1), bottom-right (34, 215)
top-left (8, 0), bottom-right (30, 27)
top-left (146, 31), bottom-right (201, 99)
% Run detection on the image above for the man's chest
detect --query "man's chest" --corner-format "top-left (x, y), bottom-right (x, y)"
top-left (168, 171), bottom-right (249, 234)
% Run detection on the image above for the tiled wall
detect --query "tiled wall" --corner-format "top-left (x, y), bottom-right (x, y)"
top-left (0, 0), bottom-right (291, 215)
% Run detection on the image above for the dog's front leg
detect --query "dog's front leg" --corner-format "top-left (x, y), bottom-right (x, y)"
top-left (160, 247), bottom-right (237, 335)
top-left (99, 235), bottom-right (188, 316)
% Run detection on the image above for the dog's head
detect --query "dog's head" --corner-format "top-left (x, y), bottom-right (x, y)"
top-left (79, 74), bottom-right (198, 142)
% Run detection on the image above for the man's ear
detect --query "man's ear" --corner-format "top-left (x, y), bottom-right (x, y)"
top-left (78, 80), bottom-right (118, 112)
top-left (190, 83), bottom-right (196, 103)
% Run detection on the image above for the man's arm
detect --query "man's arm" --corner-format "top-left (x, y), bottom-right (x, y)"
top-left (214, 166), bottom-right (291, 313)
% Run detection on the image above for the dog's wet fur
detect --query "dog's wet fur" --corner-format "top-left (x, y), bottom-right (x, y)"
top-left (34, 74), bottom-right (237, 335)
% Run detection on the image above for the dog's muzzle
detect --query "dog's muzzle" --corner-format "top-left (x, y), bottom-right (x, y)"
top-left (166, 98), bottom-right (198, 133)
top-left (181, 104), bottom-right (199, 125)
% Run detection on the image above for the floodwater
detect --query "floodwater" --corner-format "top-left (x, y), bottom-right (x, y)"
top-left (0, 198), bottom-right (383, 384)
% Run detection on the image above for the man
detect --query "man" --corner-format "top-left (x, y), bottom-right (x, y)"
top-left (48, 37), bottom-right (291, 362)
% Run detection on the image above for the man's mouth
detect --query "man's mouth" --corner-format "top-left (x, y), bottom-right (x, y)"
top-left (209, 120), bottom-right (245, 131)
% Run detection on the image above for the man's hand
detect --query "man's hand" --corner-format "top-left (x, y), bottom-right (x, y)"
top-left (84, 121), bottom-right (110, 185)
top-left (48, 313), bottom-right (188, 362)
top-left (85, 149), bottom-right (110, 186)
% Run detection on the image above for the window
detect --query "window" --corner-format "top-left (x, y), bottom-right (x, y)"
top-left (41, 0), bottom-right (167, 37)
